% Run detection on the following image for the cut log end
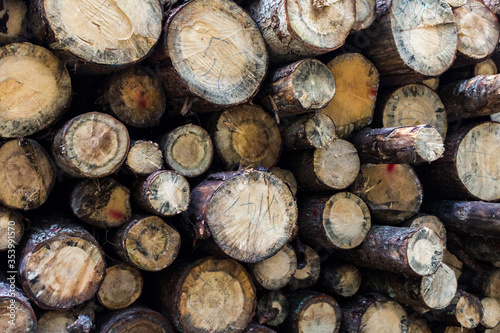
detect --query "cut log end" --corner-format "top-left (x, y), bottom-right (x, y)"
top-left (97, 263), bottom-right (143, 310)
top-left (482, 297), bottom-right (500, 328)
top-left (292, 59), bottom-right (336, 110)
top-left (257, 291), bottom-right (289, 327)
top-left (269, 167), bottom-right (297, 196)
top-left (360, 299), bottom-right (408, 333)
top-left (251, 244), bottom-right (297, 290)
top-left (407, 227), bottom-right (444, 276)
top-left (475, 58), bottom-right (498, 76)
top-left (303, 113), bottom-right (336, 149)
top-left (36, 311), bottom-right (77, 332)
top-left (126, 140), bottom-right (164, 176)
top-left (0, 0), bottom-right (27, 45)
top-left (322, 263), bottom-right (362, 297)
top-left (288, 245), bottom-right (320, 290)
top-left (455, 292), bottom-right (483, 328)
top-left (0, 206), bottom-right (23, 250)
top-left (353, 0), bottom-right (376, 30)
top-left (296, 294), bottom-right (342, 333)
top-left (0, 286), bottom-right (36, 332)
top-left (420, 264), bottom-right (457, 309)
top-left (415, 127), bottom-right (445, 162)
top-left (98, 307), bottom-right (173, 333)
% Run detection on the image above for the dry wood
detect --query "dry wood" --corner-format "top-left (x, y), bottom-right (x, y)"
top-left (52, 112), bottom-right (130, 178)
top-left (298, 192), bottom-right (371, 250)
top-left (442, 249), bottom-right (463, 279)
top-left (430, 290), bottom-right (483, 329)
top-left (125, 140), bottom-right (164, 176)
top-left (113, 215), bottom-right (181, 271)
top-left (0, 0), bottom-right (28, 45)
top-left (0, 139), bottom-right (55, 210)
top-left (481, 297), bottom-right (500, 329)
top-left (403, 214), bottom-right (447, 247)
top-left (422, 77), bottom-right (440, 90)
top-left (287, 245), bottom-right (320, 291)
top-left (97, 263), bottom-right (143, 310)
top-left (36, 310), bottom-right (78, 333)
top-left (353, 0), bottom-right (376, 30)
top-left (408, 313), bottom-right (431, 333)
top-left (320, 263), bottom-right (362, 298)
top-left (321, 53), bottom-right (379, 138)
top-left (282, 113), bottom-right (336, 150)
top-left (257, 291), bottom-right (289, 327)
top-left (250, 244), bottom-right (297, 290)
top-left (442, 58), bottom-right (498, 83)
top-left (258, 59), bottom-right (336, 116)
top-left (159, 124), bottom-right (213, 177)
top-left (70, 178), bottom-right (131, 229)
top-left (0, 206), bottom-right (23, 250)
top-left (0, 282), bottom-right (36, 332)
top-left (493, 112), bottom-right (500, 122)
top-left (351, 125), bottom-right (444, 164)
top-left (97, 306), bottom-right (174, 333)
top-left (269, 167), bottom-right (297, 196)
top-left (350, 163), bottom-right (423, 223)
top-left (0, 42), bottom-right (71, 138)
top-left (475, 58), bottom-right (498, 75)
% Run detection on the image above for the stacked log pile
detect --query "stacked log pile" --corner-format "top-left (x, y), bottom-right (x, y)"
top-left (0, 0), bottom-right (499, 332)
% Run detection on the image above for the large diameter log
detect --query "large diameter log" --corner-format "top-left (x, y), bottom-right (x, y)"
top-left (344, 225), bottom-right (444, 276)
top-left (258, 59), bottom-right (336, 116)
top-left (158, 257), bottom-right (256, 333)
top-left (282, 113), bottom-right (336, 150)
top-left (52, 112), bottom-right (130, 178)
top-left (165, 0), bottom-right (267, 106)
top-left (0, 206), bottom-right (23, 251)
top-left (97, 306), bottom-right (174, 333)
top-left (321, 53), bottom-right (379, 138)
top-left (298, 192), bottom-right (371, 250)
top-left (430, 290), bottom-right (483, 329)
top-left (287, 245), bottom-right (321, 291)
top-left (249, 0), bottom-right (355, 63)
top-left (250, 244), bottom-right (297, 290)
top-left (97, 263), bottom-right (143, 310)
top-left (125, 140), bottom-right (164, 176)
top-left (320, 263), bottom-right (362, 298)
top-left (350, 163), bottom-right (423, 223)
top-left (257, 291), bottom-right (289, 327)
top-left (18, 220), bottom-right (106, 310)
top-left (0, 139), bottom-right (55, 210)
top-left (0, 282), bottom-right (36, 332)
top-left (0, 0), bottom-right (28, 45)
top-left (351, 125), bottom-right (444, 164)
top-left (0, 43), bottom-right (71, 138)
top-left (187, 170), bottom-right (297, 263)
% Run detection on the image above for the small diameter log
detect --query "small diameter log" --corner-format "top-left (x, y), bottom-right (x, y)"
top-left (430, 290), bottom-right (483, 329)
top-left (159, 257), bottom-right (256, 333)
top-left (134, 170), bottom-right (190, 217)
top-left (0, 206), bottom-right (23, 250)
top-left (351, 125), bottom-right (444, 164)
top-left (353, 0), bottom-right (376, 30)
top-left (287, 245), bottom-right (320, 291)
top-left (258, 59), bottom-right (336, 116)
top-left (213, 104), bottom-right (281, 169)
top-left (125, 140), bottom-right (164, 176)
top-left (70, 178), bottom-right (132, 229)
top-left (344, 225), bottom-right (444, 276)
top-left (321, 53), bottom-right (379, 138)
top-left (97, 263), bottom-right (143, 310)
top-left (0, 139), bottom-right (55, 210)
top-left (257, 291), bottom-right (289, 327)
top-left (0, 0), bottom-right (28, 45)
top-left (244, 323), bottom-right (277, 333)
top-left (97, 306), bottom-right (174, 333)
top-left (159, 124), bottom-right (213, 177)
top-left (187, 170), bottom-right (297, 263)
top-left (367, 0), bottom-right (457, 86)
top-left (286, 139), bottom-right (360, 191)
top-left (441, 58), bottom-right (498, 84)
top-left (475, 58), bottom-right (498, 75)
top-left (298, 192), bottom-right (371, 250)
top-left (249, 0), bottom-right (355, 63)
top-left (381, 84), bottom-right (447, 139)
top-left (0, 42), bottom-right (71, 138)
top-left (320, 263), bottom-right (362, 298)
top-left (282, 113), bottom-right (336, 150)
top-left (403, 214), bottom-right (447, 247)
top-left (269, 167), bottom-right (297, 196)
top-left (341, 293), bottom-right (409, 333)
top-left (31, 0), bottom-right (162, 71)
top-left (18, 220), bottom-right (106, 310)
top-left (165, 0), bottom-right (267, 106)
top-left (36, 310), bottom-right (78, 332)
top-left (481, 297), bottom-right (500, 329)
top-left (98, 66), bottom-right (166, 128)
top-left (350, 163), bottom-right (423, 223)
top-left (0, 282), bottom-right (36, 332)
top-left (250, 244), bottom-right (297, 290)
top-left (52, 112), bottom-right (130, 178)
top-left (113, 216), bottom-right (181, 272)
top-left (286, 291), bottom-right (342, 333)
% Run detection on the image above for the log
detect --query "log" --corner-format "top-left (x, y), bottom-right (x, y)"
top-left (320, 263), bottom-right (362, 298)
top-left (408, 313), bottom-right (431, 333)
top-left (344, 225), bottom-right (444, 276)
top-left (0, 206), bottom-right (23, 251)
top-left (97, 306), bottom-right (174, 333)
top-left (442, 249), bottom-right (463, 279)
top-left (134, 170), bottom-right (190, 217)
top-left (125, 140), bottom-right (164, 176)
top-left (70, 177), bottom-right (132, 229)
top-left (351, 125), bottom-right (445, 164)
top-left (159, 124), bottom-right (213, 178)
top-left (36, 310), bottom-right (78, 332)
top-left (440, 58), bottom-right (498, 84)
top-left (493, 112), bottom-right (500, 122)
top-left (257, 291), bottom-right (289, 327)
top-left (52, 112), bottom-right (130, 178)
top-left (244, 322), bottom-right (276, 333)
top-left (0, 281), bottom-right (36, 332)
top-left (380, 84), bottom-right (447, 139)
top-left (213, 104), bottom-right (281, 169)
top-left (463, 268), bottom-right (500, 298)
top-left (463, 236), bottom-right (500, 262)
top-left (248, 0), bottom-right (355, 63)
top-left (287, 245), bottom-right (320, 291)
top-left (18, 219), bottom-right (106, 309)
top-left (98, 66), bottom-right (166, 128)
top-left (97, 263), bottom-right (143, 310)
top-left (481, 297), bottom-right (500, 329)
top-left (282, 113), bottom-right (336, 150)
top-left (250, 244), bottom-right (297, 290)
top-left (429, 290), bottom-right (483, 329)
top-left (422, 77), bottom-right (440, 90)
top-left (285, 139), bottom-right (360, 191)
top-left (258, 59), bottom-right (336, 116)
top-left (0, 0), bottom-right (28, 45)
top-left (298, 192), bottom-right (371, 250)
top-left (113, 215), bottom-right (181, 271)
top-left (353, 0), bottom-right (376, 30)
top-left (158, 257), bottom-right (256, 333)
top-left (0, 139), bottom-right (55, 210)
top-left (187, 170), bottom-right (297, 263)
top-left (321, 53), bottom-right (379, 138)
top-left (0, 42), bottom-right (71, 138)
top-left (350, 163), bottom-right (423, 223)
top-left (269, 167), bottom-right (297, 197)
top-left (402, 214), bottom-right (447, 247)
top-left (483, 0), bottom-right (500, 16)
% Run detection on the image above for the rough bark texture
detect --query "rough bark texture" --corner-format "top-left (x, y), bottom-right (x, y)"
top-left (282, 113), bottom-right (336, 150)
top-left (287, 245), bottom-right (321, 291)
top-left (429, 290), bottom-right (483, 329)
top-left (257, 291), bottom-right (289, 327)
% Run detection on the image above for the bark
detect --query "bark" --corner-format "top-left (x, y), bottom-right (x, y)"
top-left (257, 291), bottom-right (289, 327)
top-left (282, 113), bottom-right (336, 150)
top-left (429, 290), bottom-right (483, 329)
top-left (287, 245), bottom-right (321, 291)
top-left (97, 306), bottom-right (174, 333)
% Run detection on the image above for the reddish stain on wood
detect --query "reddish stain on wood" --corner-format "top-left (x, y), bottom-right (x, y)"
top-left (369, 88), bottom-right (377, 97)
top-left (109, 209), bottom-right (125, 221)
top-left (386, 164), bottom-right (396, 173)
top-left (137, 92), bottom-right (147, 109)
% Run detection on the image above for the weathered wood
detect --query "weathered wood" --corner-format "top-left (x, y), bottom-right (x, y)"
top-left (441, 58), bottom-right (498, 84)
top-left (125, 140), bottom-right (164, 176)
top-left (430, 290), bottom-right (483, 329)
top-left (0, 206), bottom-right (23, 250)
top-left (97, 263), bottom-right (143, 310)
top-left (244, 322), bottom-right (277, 333)
top-left (36, 310), bottom-right (78, 333)
top-left (462, 268), bottom-right (500, 298)
top-left (320, 263), bottom-right (362, 298)
top-left (407, 313), bottom-right (431, 333)
top-left (403, 214), bottom-right (447, 247)
top-left (353, 0), bottom-right (376, 30)
top-left (257, 291), bottom-right (289, 327)
top-left (287, 245), bottom-right (321, 291)
top-left (481, 297), bottom-right (500, 329)
top-left (97, 306), bottom-right (174, 333)
top-left (0, 0), bottom-right (28, 45)
top-left (250, 244), bottom-right (297, 290)
top-left (442, 249), bottom-right (463, 279)
top-left (282, 113), bottom-right (336, 151)
top-left (0, 281), bottom-right (36, 332)
top-left (269, 167), bottom-right (297, 196)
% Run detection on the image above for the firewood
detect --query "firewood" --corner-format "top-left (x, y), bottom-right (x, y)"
top-left (287, 245), bottom-right (320, 291)
top-left (0, 206), bottom-right (23, 250)
top-left (113, 216), bottom-right (181, 272)
top-left (353, 0), bottom-right (376, 30)
top-left (70, 178), bottom-right (132, 229)
top-left (429, 290), bottom-right (483, 329)
top-left (481, 297), bottom-right (500, 329)
top-left (408, 313), bottom-right (431, 333)
top-left (350, 164), bottom-right (423, 224)
top-left (244, 322), bottom-right (276, 333)
top-left (36, 310), bottom-right (78, 332)
top-left (442, 249), bottom-right (463, 279)
top-left (250, 244), bottom-right (297, 290)
top-left (320, 263), bottom-right (362, 298)
top-left (0, 281), bottom-right (36, 332)
top-left (97, 263), bottom-right (143, 310)
top-left (402, 214), bottom-right (447, 247)
top-left (125, 140), bottom-right (164, 176)
top-left (321, 53), bottom-right (379, 138)
top-left (422, 77), bottom-right (440, 90)
top-left (298, 192), bottom-right (371, 250)
top-left (441, 58), bottom-right (498, 84)
top-left (282, 113), bottom-right (336, 150)
top-left (187, 170), bottom-right (297, 263)
top-left (258, 59), bottom-right (336, 116)
top-left (159, 124), bottom-right (213, 178)
top-left (248, 0), bottom-right (355, 63)
top-left (257, 291), bottom-right (289, 327)
top-left (269, 167), bottom-right (297, 196)
top-left (0, 0), bottom-right (28, 45)
top-left (0, 139), bottom-right (55, 210)
top-left (0, 42), bottom-right (71, 138)
top-left (351, 125), bottom-right (445, 164)
top-left (52, 112), bottom-right (130, 178)
top-left (97, 306), bottom-right (174, 333)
